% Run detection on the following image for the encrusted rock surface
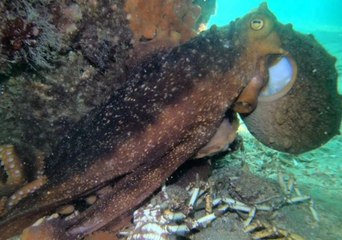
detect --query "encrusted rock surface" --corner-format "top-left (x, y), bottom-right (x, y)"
top-left (0, 0), bottom-right (215, 172)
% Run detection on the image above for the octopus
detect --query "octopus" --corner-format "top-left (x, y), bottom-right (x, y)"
top-left (0, 3), bottom-right (341, 239)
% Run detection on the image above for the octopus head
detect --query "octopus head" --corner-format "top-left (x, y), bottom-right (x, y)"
top-left (234, 3), bottom-right (341, 154)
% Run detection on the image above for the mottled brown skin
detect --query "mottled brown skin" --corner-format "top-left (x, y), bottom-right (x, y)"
top-left (241, 11), bottom-right (341, 154)
top-left (0, 4), bottom-right (340, 239)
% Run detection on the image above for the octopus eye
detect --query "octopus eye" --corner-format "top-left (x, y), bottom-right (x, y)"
top-left (250, 19), bottom-right (264, 30)
top-left (259, 55), bottom-right (297, 101)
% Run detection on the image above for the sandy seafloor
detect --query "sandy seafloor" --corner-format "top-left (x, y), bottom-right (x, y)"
top-left (188, 123), bottom-right (342, 240)
top-left (188, 27), bottom-right (342, 240)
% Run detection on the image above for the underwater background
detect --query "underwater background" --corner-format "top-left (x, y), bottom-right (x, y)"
top-left (207, 1), bottom-right (342, 239)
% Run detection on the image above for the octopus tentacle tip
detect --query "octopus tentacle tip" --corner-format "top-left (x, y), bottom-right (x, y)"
top-left (0, 145), bottom-right (26, 192)
top-left (6, 176), bottom-right (47, 209)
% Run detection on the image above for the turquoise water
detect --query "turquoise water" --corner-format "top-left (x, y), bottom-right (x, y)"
top-left (209, 0), bottom-right (342, 94)
top-left (209, 2), bottom-right (342, 239)
top-left (209, 0), bottom-right (342, 29)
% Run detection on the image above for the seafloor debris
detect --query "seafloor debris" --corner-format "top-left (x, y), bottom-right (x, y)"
top-left (117, 169), bottom-right (313, 240)
top-left (4, 163), bottom-right (319, 240)
top-left (244, 220), bottom-right (305, 240)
